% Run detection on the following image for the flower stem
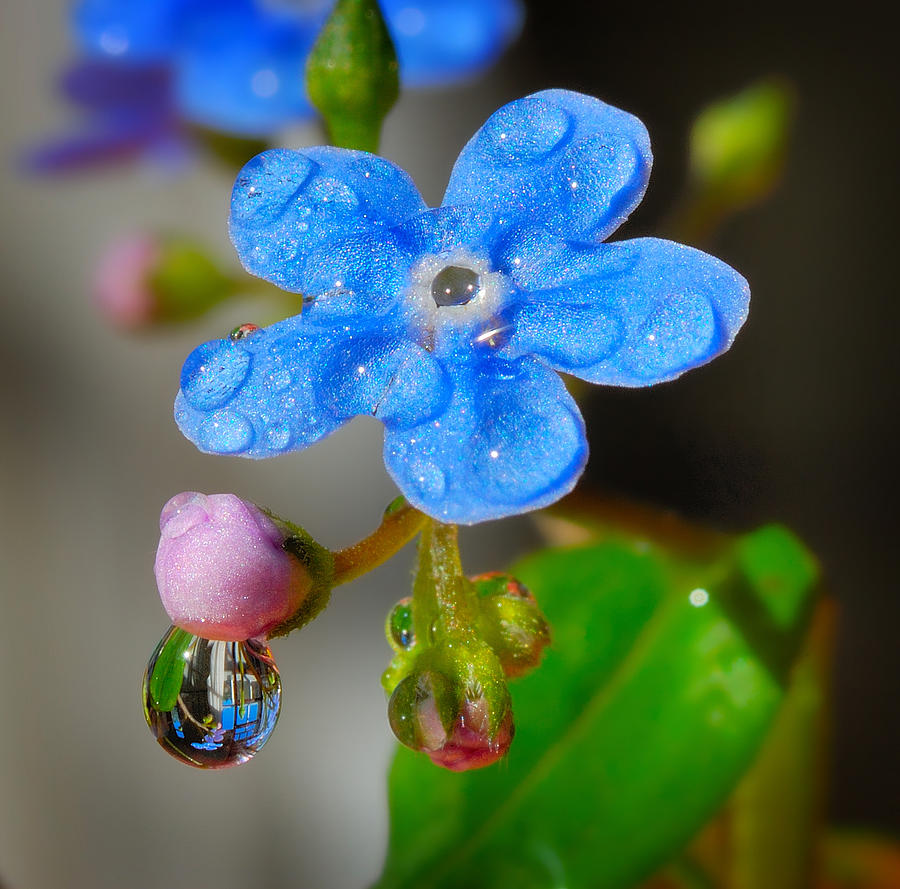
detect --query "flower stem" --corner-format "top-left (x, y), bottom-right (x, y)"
top-left (332, 501), bottom-right (428, 587)
top-left (411, 519), bottom-right (478, 640)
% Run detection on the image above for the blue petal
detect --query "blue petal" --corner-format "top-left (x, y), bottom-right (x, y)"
top-left (72, 0), bottom-right (185, 61)
top-left (229, 147), bottom-right (425, 317)
top-left (24, 115), bottom-right (173, 174)
top-left (443, 89), bottom-right (651, 245)
top-left (60, 60), bottom-right (172, 111)
top-left (175, 314), bottom-right (447, 458)
top-left (498, 233), bottom-right (750, 386)
top-left (174, 6), bottom-right (320, 135)
top-left (383, 356), bottom-right (587, 524)
top-left (382, 0), bottom-right (524, 87)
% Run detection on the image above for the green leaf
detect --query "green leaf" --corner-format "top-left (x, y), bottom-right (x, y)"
top-left (306, 0), bottom-right (399, 152)
top-left (147, 627), bottom-right (193, 712)
top-left (374, 524), bottom-right (819, 889)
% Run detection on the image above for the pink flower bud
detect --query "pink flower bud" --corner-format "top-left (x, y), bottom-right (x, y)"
top-left (94, 233), bottom-right (160, 328)
top-left (154, 492), bottom-right (312, 641)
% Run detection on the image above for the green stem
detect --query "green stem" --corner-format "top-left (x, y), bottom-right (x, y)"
top-left (332, 502), bottom-right (428, 587)
top-left (412, 519), bottom-right (477, 642)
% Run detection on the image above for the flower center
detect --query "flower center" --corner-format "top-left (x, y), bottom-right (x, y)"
top-left (431, 266), bottom-right (481, 307)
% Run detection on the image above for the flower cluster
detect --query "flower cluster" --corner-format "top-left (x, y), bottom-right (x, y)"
top-left (30, 0), bottom-right (523, 172)
top-left (175, 89), bottom-right (750, 524)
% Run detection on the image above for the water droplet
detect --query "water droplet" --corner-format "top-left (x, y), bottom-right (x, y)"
top-left (431, 266), bottom-right (481, 307)
top-left (181, 342), bottom-right (252, 411)
top-left (387, 598), bottom-right (415, 650)
top-left (230, 323), bottom-right (260, 341)
top-left (142, 627), bottom-right (281, 769)
top-left (198, 411), bottom-right (254, 453)
top-left (265, 423), bottom-right (291, 450)
top-left (297, 222), bottom-right (309, 233)
top-left (270, 368), bottom-right (292, 391)
top-left (412, 462), bottom-right (446, 498)
top-left (480, 98), bottom-right (571, 166)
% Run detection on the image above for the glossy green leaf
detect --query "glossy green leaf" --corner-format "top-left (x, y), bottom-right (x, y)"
top-left (374, 524), bottom-right (819, 889)
top-left (147, 627), bottom-right (193, 712)
top-left (306, 0), bottom-right (399, 152)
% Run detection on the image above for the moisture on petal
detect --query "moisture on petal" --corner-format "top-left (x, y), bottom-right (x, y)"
top-left (443, 89), bottom-right (651, 246)
top-left (229, 147), bottom-right (425, 316)
top-left (503, 237), bottom-right (750, 387)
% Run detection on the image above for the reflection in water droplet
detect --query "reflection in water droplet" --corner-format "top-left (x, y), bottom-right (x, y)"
top-left (388, 598), bottom-right (415, 650)
top-left (143, 627), bottom-right (281, 769)
top-left (431, 266), bottom-right (481, 307)
top-left (230, 323), bottom-right (260, 341)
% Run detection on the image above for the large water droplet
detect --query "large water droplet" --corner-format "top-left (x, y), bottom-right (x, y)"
top-left (181, 341), bottom-right (252, 411)
top-left (143, 627), bottom-right (281, 769)
top-left (431, 266), bottom-right (481, 307)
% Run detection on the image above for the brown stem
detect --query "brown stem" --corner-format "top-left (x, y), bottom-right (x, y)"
top-left (332, 501), bottom-right (428, 587)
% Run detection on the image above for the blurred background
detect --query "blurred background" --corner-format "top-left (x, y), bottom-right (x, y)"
top-left (0, 1), bottom-right (896, 888)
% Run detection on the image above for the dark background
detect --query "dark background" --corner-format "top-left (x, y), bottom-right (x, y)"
top-left (517, 0), bottom-right (899, 832)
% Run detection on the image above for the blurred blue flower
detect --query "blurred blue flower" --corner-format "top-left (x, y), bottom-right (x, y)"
top-left (175, 90), bottom-right (750, 524)
top-left (26, 60), bottom-right (186, 174)
top-left (52, 0), bottom-right (523, 142)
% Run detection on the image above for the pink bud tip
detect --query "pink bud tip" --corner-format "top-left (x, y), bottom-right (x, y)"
top-left (426, 699), bottom-right (514, 773)
top-left (93, 233), bottom-right (160, 328)
top-left (154, 492), bottom-right (312, 641)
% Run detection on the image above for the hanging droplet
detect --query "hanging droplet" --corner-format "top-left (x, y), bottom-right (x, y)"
top-left (142, 626), bottom-right (281, 769)
top-left (230, 322), bottom-right (260, 341)
top-left (387, 597), bottom-right (415, 650)
top-left (431, 266), bottom-right (481, 307)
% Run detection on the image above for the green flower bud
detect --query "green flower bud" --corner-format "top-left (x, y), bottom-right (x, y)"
top-left (472, 572), bottom-right (551, 679)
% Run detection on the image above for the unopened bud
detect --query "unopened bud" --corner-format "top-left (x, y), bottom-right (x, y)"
top-left (94, 233), bottom-right (234, 328)
top-left (388, 667), bottom-right (513, 772)
top-left (472, 572), bottom-right (551, 679)
top-left (154, 492), bottom-right (314, 641)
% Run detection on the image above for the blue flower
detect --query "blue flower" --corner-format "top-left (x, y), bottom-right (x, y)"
top-left (25, 60), bottom-right (186, 174)
top-left (67, 0), bottom-right (524, 137)
top-left (175, 90), bottom-right (750, 524)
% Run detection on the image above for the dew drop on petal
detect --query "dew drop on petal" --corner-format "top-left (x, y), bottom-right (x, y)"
top-left (480, 98), bottom-right (571, 166)
top-left (181, 342), bottom-right (252, 411)
top-left (198, 411), bottom-right (254, 453)
top-left (142, 627), bottom-right (282, 769)
top-left (411, 461), bottom-right (446, 498)
top-left (265, 423), bottom-right (292, 451)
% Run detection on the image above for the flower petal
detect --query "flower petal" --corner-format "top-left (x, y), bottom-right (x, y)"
top-left (229, 147), bottom-right (425, 317)
top-left (499, 234), bottom-right (750, 386)
top-left (175, 314), bottom-right (448, 458)
top-left (443, 89), bottom-right (651, 244)
top-left (383, 357), bottom-right (587, 524)
top-left (73, 0), bottom-right (183, 61)
top-left (174, 9), bottom-right (319, 135)
top-left (176, 318), bottom-right (345, 458)
top-left (382, 0), bottom-right (524, 87)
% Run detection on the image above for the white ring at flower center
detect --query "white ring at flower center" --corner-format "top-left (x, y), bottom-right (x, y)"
top-left (403, 250), bottom-right (510, 350)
